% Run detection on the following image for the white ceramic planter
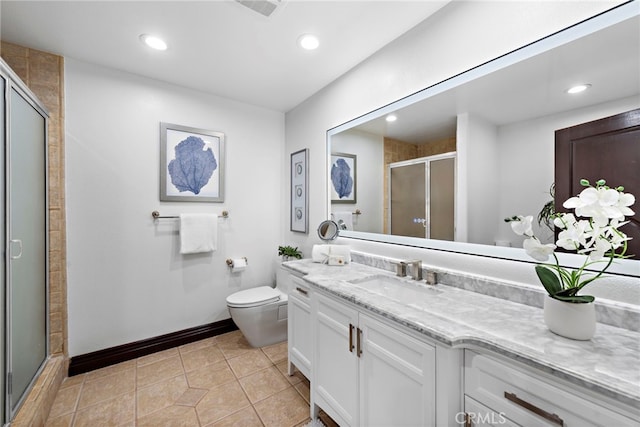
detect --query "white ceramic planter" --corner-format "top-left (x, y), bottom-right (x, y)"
top-left (543, 295), bottom-right (596, 340)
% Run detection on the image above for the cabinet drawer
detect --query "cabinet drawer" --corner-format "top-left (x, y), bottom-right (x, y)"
top-left (465, 351), bottom-right (636, 427)
top-left (464, 396), bottom-right (518, 427)
top-left (291, 276), bottom-right (311, 300)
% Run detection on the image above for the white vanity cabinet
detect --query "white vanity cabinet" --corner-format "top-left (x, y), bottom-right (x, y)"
top-left (287, 273), bottom-right (313, 379)
top-left (312, 291), bottom-right (437, 427)
top-left (464, 350), bottom-right (638, 427)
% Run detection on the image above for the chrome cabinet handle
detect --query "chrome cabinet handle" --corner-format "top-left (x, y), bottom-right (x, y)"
top-left (295, 286), bottom-right (308, 295)
top-left (10, 239), bottom-right (23, 260)
top-left (504, 392), bottom-right (564, 426)
top-left (349, 323), bottom-right (355, 352)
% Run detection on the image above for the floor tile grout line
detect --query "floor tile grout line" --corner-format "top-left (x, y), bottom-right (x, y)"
top-left (177, 342), bottom-right (202, 426)
top-left (47, 332), bottom-right (312, 427)
top-left (133, 362), bottom-right (138, 427)
top-left (68, 375), bottom-right (85, 427)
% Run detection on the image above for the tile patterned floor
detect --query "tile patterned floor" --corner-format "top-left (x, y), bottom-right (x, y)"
top-left (44, 331), bottom-right (337, 427)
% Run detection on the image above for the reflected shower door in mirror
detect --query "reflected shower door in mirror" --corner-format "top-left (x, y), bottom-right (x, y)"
top-left (389, 154), bottom-right (455, 240)
top-left (326, 2), bottom-right (639, 277)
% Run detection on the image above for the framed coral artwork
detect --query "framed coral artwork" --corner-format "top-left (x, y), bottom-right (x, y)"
top-left (331, 152), bottom-right (356, 203)
top-left (160, 122), bottom-right (225, 202)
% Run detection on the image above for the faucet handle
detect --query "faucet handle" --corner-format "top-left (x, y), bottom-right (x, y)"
top-left (395, 261), bottom-right (407, 277)
top-left (425, 271), bottom-right (438, 285)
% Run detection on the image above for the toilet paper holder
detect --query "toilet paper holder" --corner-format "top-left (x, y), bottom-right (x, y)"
top-left (226, 257), bottom-right (248, 268)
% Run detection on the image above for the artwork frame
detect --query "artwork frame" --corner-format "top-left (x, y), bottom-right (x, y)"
top-left (160, 122), bottom-right (225, 202)
top-left (331, 152), bottom-right (357, 203)
top-left (290, 148), bottom-right (309, 233)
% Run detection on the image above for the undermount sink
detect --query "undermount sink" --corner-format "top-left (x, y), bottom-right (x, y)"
top-left (348, 275), bottom-right (442, 302)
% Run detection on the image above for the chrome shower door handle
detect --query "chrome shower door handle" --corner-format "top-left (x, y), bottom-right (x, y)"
top-left (10, 239), bottom-right (23, 259)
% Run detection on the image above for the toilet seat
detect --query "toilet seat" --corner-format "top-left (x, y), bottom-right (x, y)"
top-left (226, 286), bottom-right (282, 308)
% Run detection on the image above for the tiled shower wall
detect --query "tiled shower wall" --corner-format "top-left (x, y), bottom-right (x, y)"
top-left (1, 42), bottom-right (68, 425)
top-left (1, 41), bottom-right (67, 358)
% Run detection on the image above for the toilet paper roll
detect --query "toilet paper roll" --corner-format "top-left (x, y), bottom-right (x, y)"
top-left (231, 258), bottom-right (247, 273)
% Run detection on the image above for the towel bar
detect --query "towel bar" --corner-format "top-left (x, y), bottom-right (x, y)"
top-left (152, 210), bottom-right (229, 219)
top-left (331, 209), bottom-right (362, 217)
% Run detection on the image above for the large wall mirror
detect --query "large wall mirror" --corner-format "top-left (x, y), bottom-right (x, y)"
top-left (327, 2), bottom-right (639, 277)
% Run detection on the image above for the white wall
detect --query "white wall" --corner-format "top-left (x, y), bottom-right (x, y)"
top-left (285, 1), bottom-right (640, 302)
top-left (331, 129), bottom-right (384, 233)
top-left (457, 113), bottom-right (499, 245)
top-left (65, 59), bottom-right (284, 356)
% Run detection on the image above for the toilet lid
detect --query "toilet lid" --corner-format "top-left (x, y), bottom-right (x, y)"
top-left (226, 286), bottom-right (282, 308)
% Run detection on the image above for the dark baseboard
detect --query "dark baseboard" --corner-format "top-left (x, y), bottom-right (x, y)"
top-left (68, 318), bottom-right (238, 376)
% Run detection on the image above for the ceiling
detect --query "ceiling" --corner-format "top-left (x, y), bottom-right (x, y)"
top-left (0, 0), bottom-right (449, 112)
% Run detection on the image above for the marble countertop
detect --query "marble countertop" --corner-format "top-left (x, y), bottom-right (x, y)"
top-left (282, 259), bottom-right (640, 410)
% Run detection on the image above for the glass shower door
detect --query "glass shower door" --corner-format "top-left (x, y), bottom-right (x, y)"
top-left (428, 157), bottom-right (455, 241)
top-left (389, 154), bottom-right (455, 240)
top-left (7, 87), bottom-right (48, 417)
top-left (390, 162), bottom-right (426, 238)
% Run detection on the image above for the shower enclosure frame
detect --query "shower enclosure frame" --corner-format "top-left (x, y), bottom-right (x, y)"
top-left (387, 152), bottom-right (456, 240)
top-left (1, 59), bottom-right (50, 424)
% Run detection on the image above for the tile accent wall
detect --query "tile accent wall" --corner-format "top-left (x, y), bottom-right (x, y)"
top-left (383, 136), bottom-right (456, 233)
top-left (1, 41), bottom-right (68, 424)
top-left (0, 41), bottom-right (67, 358)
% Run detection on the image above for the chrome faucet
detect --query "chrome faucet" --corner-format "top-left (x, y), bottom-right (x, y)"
top-left (425, 270), bottom-right (438, 285)
top-left (407, 260), bottom-right (422, 280)
top-left (395, 261), bottom-right (408, 277)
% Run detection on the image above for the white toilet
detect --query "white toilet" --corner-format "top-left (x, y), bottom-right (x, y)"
top-left (226, 285), bottom-right (288, 348)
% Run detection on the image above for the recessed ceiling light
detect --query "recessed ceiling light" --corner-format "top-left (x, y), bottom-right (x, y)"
top-left (139, 34), bottom-right (167, 51)
top-left (566, 84), bottom-right (591, 94)
top-left (386, 114), bottom-right (397, 122)
top-left (298, 34), bottom-right (319, 50)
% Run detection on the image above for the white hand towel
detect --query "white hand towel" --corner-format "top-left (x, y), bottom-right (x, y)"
top-left (332, 211), bottom-right (353, 230)
top-left (179, 213), bottom-right (218, 254)
top-left (312, 244), bottom-right (351, 264)
top-left (312, 244), bottom-right (331, 263)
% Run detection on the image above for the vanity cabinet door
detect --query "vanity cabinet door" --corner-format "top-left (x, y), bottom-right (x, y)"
top-left (358, 313), bottom-right (436, 427)
top-left (288, 276), bottom-right (312, 379)
top-left (312, 292), bottom-right (359, 427)
top-left (312, 291), bottom-right (438, 427)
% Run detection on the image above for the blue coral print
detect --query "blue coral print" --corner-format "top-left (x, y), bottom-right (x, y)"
top-left (168, 136), bottom-right (217, 195)
top-left (331, 158), bottom-right (353, 198)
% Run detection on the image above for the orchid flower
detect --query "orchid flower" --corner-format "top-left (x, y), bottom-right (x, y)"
top-left (505, 179), bottom-right (634, 303)
top-left (510, 215), bottom-right (534, 236)
top-left (523, 237), bottom-right (556, 262)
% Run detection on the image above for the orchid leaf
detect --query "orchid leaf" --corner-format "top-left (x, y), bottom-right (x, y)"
top-left (535, 265), bottom-right (562, 296)
top-left (552, 294), bottom-right (595, 303)
top-left (555, 288), bottom-right (580, 297)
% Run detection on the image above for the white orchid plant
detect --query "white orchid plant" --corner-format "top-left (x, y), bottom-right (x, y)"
top-left (506, 179), bottom-right (635, 303)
